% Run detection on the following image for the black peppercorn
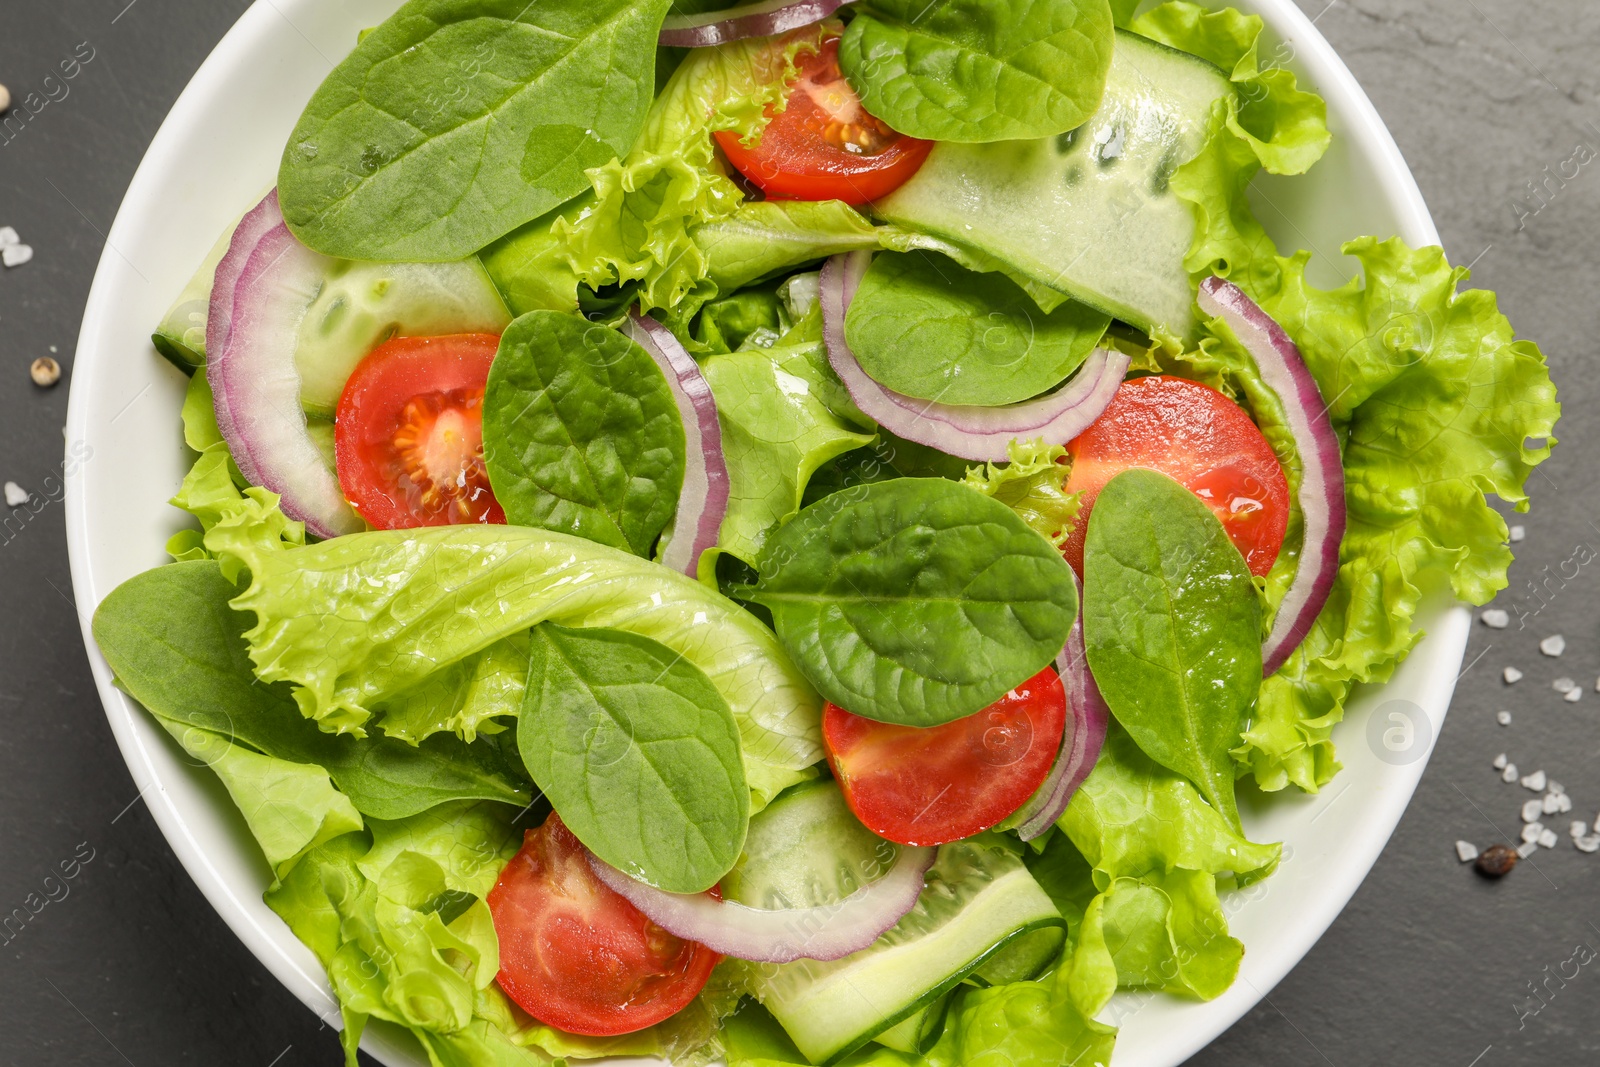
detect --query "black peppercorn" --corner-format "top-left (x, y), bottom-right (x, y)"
top-left (1475, 844), bottom-right (1518, 877)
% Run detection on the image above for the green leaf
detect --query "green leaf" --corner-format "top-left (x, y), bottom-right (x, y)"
top-left (698, 200), bottom-right (884, 298)
top-left (483, 310), bottom-right (686, 556)
top-left (839, 0), bottom-right (1116, 143)
top-left (277, 0), bottom-right (674, 261)
top-left (1082, 469), bottom-right (1261, 827)
top-left (374, 633), bottom-right (529, 744)
top-left (961, 439), bottom-right (1081, 549)
top-left (521, 623), bottom-right (749, 892)
top-left (845, 251), bottom-right (1110, 407)
top-left (1055, 725), bottom-right (1278, 1015)
top-left (91, 561), bottom-right (535, 820)
top-left (702, 340), bottom-right (875, 568)
top-left (226, 526), bottom-right (824, 800)
top-left (744, 478), bottom-right (1079, 726)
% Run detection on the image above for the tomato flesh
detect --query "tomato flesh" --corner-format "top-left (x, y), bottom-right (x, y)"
top-left (486, 814), bottom-right (720, 1036)
top-left (822, 669), bottom-right (1067, 846)
top-left (334, 334), bottom-right (506, 529)
top-left (713, 37), bottom-right (933, 205)
top-left (1063, 375), bottom-right (1290, 577)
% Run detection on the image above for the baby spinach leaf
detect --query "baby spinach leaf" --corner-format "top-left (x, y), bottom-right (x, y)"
top-left (845, 251), bottom-right (1111, 406)
top-left (483, 310), bottom-right (685, 556)
top-left (741, 478), bottom-right (1079, 726)
top-left (91, 561), bottom-right (534, 821)
top-left (520, 622), bottom-right (748, 893)
top-left (839, 0), bottom-right (1116, 143)
top-left (277, 0), bottom-right (674, 262)
top-left (1081, 469), bottom-right (1262, 829)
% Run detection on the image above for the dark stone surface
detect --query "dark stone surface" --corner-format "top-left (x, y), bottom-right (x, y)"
top-left (0, 1), bottom-right (1593, 1064)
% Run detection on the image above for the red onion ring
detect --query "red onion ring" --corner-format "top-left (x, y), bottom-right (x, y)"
top-left (659, 0), bottom-right (848, 48)
top-left (624, 312), bottom-right (731, 577)
top-left (206, 195), bottom-right (363, 540)
top-left (1012, 571), bottom-right (1109, 839)
top-left (820, 253), bottom-right (1131, 463)
top-left (1197, 276), bottom-right (1347, 676)
top-left (587, 842), bottom-right (935, 963)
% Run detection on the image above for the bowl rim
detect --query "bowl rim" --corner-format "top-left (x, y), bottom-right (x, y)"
top-left (63, 1), bottom-right (1453, 1064)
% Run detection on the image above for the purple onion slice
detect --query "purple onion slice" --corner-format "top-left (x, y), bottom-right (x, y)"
top-left (659, 0), bottom-right (848, 48)
top-left (820, 253), bottom-right (1130, 463)
top-left (206, 196), bottom-right (362, 540)
top-left (1197, 276), bottom-right (1347, 676)
top-left (587, 841), bottom-right (935, 963)
top-left (624, 312), bottom-right (731, 578)
top-left (1012, 572), bottom-right (1110, 839)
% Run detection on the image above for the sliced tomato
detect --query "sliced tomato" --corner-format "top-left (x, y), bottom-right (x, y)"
top-left (1063, 374), bottom-right (1290, 577)
top-left (334, 333), bottom-right (506, 529)
top-left (486, 813), bottom-right (720, 1037)
top-left (822, 669), bottom-right (1067, 847)
top-left (713, 36), bottom-right (933, 205)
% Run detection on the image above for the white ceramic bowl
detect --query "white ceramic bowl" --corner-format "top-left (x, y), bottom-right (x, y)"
top-left (64, 2), bottom-right (1460, 1064)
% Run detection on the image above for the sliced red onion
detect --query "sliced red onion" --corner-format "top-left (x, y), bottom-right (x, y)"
top-left (207, 198), bottom-right (363, 540)
top-left (1013, 572), bottom-right (1110, 840)
top-left (659, 0), bottom-right (848, 47)
top-left (587, 843), bottom-right (935, 963)
top-left (1197, 276), bottom-right (1347, 676)
top-left (206, 192), bottom-right (286, 440)
top-left (820, 253), bottom-right (1131, 463)
top-left (624, 311), bottom-right (731, 577)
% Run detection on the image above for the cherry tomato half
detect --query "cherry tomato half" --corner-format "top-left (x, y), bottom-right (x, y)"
top-left (486, 813), bottom-right (720, 1037)
top-left (1063, 375), bottom-right (1290, 577)
top-left (713, 36), bottom-right (933, 206)
top-left (822, 668), bottom-right (1067, 846)
top-left (334, 333), bottom-right (506, 529)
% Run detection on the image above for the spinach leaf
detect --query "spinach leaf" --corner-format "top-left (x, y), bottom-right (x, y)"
top-left (483, 310), bottom-right (685, 556)
top-left (91, 561), bottom-right (534, 821)
top-left (741, 478), bottom-right (1079, 726)
top-left (520, 622), bottom-right (748, 893)
top-left (839, 0), bottom-right (1115, 143)
top-left (845, 251), bottom-right (1110, 406)
top-left (277, 0), bottom-right (674, 261)
top-left (1081, 469), bottom-right (1261, 828)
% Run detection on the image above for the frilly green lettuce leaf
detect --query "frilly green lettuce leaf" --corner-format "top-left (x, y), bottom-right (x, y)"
top-left (1056, 725), bottom-right (1279, 1014)
top-left (226, 525), bottom-right (823, 806)
top-left (961, 439), bottom-right (1081, 549)
top-left (1230, 239), bottom-right (1559, 790)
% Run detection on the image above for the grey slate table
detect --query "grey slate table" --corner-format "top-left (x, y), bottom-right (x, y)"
top-left (2, 1), bottom-right (1596, 1064)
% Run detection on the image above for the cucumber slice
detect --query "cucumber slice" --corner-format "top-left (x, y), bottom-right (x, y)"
top-left (967, 923), bottom-right (1065, 986)
top-left (722, 778), bottom-right (902, 910)
top-left (871, 992), bottom-right (950, 1056)
top-left (153, 216), bottom-right (242, 374)
top-left (749, 836), bottom-right (1064, 1065)
top-left (874, 29), bottom-right (1233, 341)
top-left (294, 258), bottom-right (511, 417)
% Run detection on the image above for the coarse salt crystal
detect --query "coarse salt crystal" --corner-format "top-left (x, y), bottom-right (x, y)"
top-left (1497, 710), bottom-right (1513, 726)
top-left (1522, 822), bottom-right (1545, 843)
top-left (1549, 780), bottom-right (1565, 795)
top-left (1493, 753), bottom-right (1508, 769)
top-left (1555, 793), bottom-right (1573, 813)
top-left (3, 482), bottom-right (28, 507)
top-left (1543, 793), bottom-right (1562, 815)
top-left (1510, 525), bottom-right (1527, 542)
top-left (1554, 677), bottom-right (1576, 693)
top-left (1571, 820), bottom-right (1589, 838)
top-left (1455, 840), bottom-right (1479, 862)
top-left (1502, 762), bottom-right (1520, 782)
top-left (1519, 840), bottom-right (1541, 858)
top-left (1523, 799), bottom-right (1545, 822)
top-left (1482, 609), bottom-right (1510, 629)
top-left (1566, 688), bottom-right (1583, 703)
top-left (0, 243), bottom-right (32, 268)
top-left (0, 226), bottom-right (17, 248)
top-left (1505, 667), bottom-right (1524, 684)
top-left (1540, 828), bottom-right (1560, 849)
top-left (1522, 769), bottom-right (1547, 791)
top-left (1541, 634), bottom-right (1567, 657)
top-left (1577, 835), bottom-right (1600, 854)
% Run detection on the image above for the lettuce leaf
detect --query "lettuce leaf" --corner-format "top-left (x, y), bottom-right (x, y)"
top-left (961, 439), bottom-right (1081, 549)
top-left (226, 525), bottom-right (823, 806)
top-left (1056, 725), bottom-right (1279, 1015)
